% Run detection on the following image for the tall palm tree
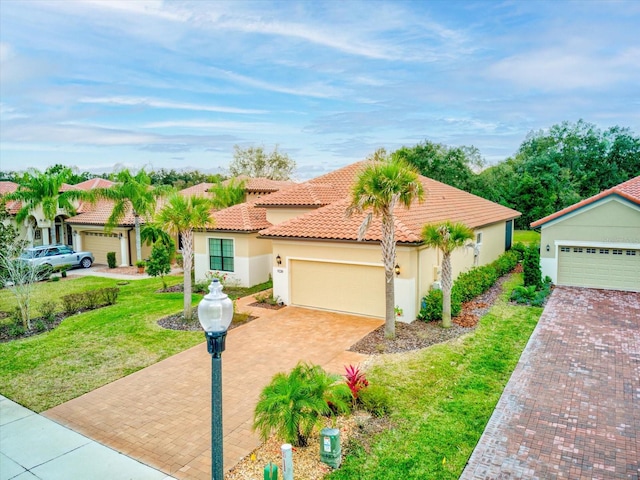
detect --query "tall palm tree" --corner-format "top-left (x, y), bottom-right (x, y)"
top-left (208, 178), bottom-right (246, 209)
top-left (157, 193), bottom-right (214, 320)
top-left (347, 152), bottom-right (424, 339)
top-left (91, 169), bottom-right (170, 263)
top-left (8, 167), bottom-right (85, 244)
top-left (422, 221), bottom-right (474, 328)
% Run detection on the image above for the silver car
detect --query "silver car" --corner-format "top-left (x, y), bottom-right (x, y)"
top-left (19, 245), bottom-right (94, 269)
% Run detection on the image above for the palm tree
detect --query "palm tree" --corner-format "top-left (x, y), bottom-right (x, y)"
top-left (7, 167), bottom-right (85, 244)
top-left (208, 178), bottom-right (246, 209)
top-left (91, 169), bottom-right (170, 263)
top-left (157, 193), bottom-right (214, 320)
top-left (421, 221), bottom-right (474, 328)
top-left (347, 151), bottom-right (424, 339)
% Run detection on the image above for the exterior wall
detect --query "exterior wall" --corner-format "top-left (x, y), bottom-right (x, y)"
top-left (475, 221), bottom-right (508, 266)
top-left (127, 230), bottom-right (152, 265)
top-left (193, 231), bottom-right (272, 287)
top-left (265, 207), bottom-right (315, 226)
top-left (538, 198), bottom-right (640, 282)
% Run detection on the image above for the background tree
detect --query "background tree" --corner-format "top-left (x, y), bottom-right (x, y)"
top-left (146, 241), bottom-right (172, 290)
top-left (91, 169), bottom-right (171, 263)
top-left (230, 145), bottom-right (296, 180)
top-left (148, 168), bottom-right (223, 189)
top-left (421, 221), bottom-right (474, 328)
top-left (393, 140), bottom-right (484, 191)
top-left (0, 201), bottom-right (20, 279)
top-left (157, 193), bottom-right (213, 320)
top-left (347, 153), bottom-right (424, 339)
top-left (7, 167), bottom-right (86, 244)
top-left (523, 244), bottom-right (543, 289)
top-left (140, 222), bottom-right (176, 260)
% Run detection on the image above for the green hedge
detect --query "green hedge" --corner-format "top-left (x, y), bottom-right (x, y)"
top-left (61, 287), bottom-right (120, 315)
top-left (418, 250), bottom-right (519, 322)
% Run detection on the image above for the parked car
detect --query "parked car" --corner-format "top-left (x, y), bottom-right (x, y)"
top-left (19, 245), bottom-right (94, 269)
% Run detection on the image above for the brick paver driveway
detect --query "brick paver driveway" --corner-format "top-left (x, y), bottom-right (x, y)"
top-left (44, 304), bottom-right (382, 480)
top-left (462, 287), bottom-right (640, 479)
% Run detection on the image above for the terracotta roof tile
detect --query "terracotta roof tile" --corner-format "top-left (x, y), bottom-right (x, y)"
top-left (232, 176), bottom-right (296, 193)
top-left (66, 199), bottom-right (139, 226)
top-left (73, 178), bottom-right (116, 190)
top-left (531, 175), bottom-right (640, 228)
top-left (179, 183), bottom-right (214, 197)
top-left (207, 201), bottom-right (271, 232)
top-left (0, 181), bottom-right (20, 214)
top-left (259, 173), bottom-right (520, 242)
top-left (255, 162), bottom-right (365, 206)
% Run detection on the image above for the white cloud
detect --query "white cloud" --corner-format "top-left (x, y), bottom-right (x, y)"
top-left (78, 96), bottom-right (266, 114)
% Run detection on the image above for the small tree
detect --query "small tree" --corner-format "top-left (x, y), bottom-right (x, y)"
top-left (229, 145), bottom-right (296, 180)
top-left (0, 241), bottom-right (49, 329)
top-left (146, 241), bottom-right (172, 290)
top-left (523, 244), bottom-right (543, 288)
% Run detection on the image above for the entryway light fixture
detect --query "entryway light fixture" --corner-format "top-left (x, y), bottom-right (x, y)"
top-left (546, 244), bottom-right (550, 252)
top-left (276, 254), bottom-right (282, 266)
top-left (394, 264), bottom-right (401, 276)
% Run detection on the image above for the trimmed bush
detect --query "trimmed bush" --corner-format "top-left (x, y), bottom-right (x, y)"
top-left (492, 251), bottom-right (519, 276)
top-left (523, 244), bottom-right (542, 288)
top-left (418, 288), bottom-right (462, 322)
top-left (106, 252), bottom-right (117, 269)
top-left (61, 287), bottom-right (120, 314)
top-left (510, 242), bottom-right (526, 262)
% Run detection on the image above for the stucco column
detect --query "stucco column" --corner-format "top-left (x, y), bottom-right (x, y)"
top-left (74, 231), bottom-right (82, 251)
top-left (120, 233), bottom-right (129, 266)
top-left (42, 227), bottom-right (51, 246)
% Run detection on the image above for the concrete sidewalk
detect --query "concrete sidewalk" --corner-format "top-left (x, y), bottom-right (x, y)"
top-left (0, 396), bottom-right (174, 480)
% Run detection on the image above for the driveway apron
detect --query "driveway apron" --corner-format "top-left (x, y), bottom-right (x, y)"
top-left (461, 287), bottom-right (640, 479)
top-left (43, 305), bottom-right (382, 480)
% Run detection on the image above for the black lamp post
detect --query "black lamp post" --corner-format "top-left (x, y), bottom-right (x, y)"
top-left (198, 279), bottom-right (234, 480)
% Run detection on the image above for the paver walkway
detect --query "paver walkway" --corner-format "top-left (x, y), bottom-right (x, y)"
top-left (44, 301), bottom-right (382, 480)
top-left (461, 287), bottom-right (640, 479)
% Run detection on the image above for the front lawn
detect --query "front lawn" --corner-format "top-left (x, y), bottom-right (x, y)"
top-left (328, 273), bottom-right (541, 480)
top-left (514, 229), bottom-right (540, 245)
top-left (0, 275), bottom-right (265, 412)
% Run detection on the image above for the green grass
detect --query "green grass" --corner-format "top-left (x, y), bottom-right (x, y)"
top-left (0, 274), bottom-right (269, 412)
top-left (328, 273), bottom-right (541, 480)
top-left (514, 229), bottom-right (540, 245)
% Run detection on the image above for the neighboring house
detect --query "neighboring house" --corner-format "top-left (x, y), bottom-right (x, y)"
top-left (194, 161), bottom-right (520, 322)
top-left (531, 176), bottom-right (640, 292)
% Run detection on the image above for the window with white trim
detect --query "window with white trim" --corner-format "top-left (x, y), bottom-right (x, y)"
top-left (209, 238), bottom-right (234, 272)
top-left (599, 249), bottom-right (609, 254)
top-left (573, 247), bottom-right (583, 253)
top-left (476, 232), bottom-right (482, 244)
top-left (627, 250), bottom-right (637, 256)
top-left (586, 248), bottom-right (596, 254)
top-left (560, 247), bottom-right (570, 252)
top-left (612, 249), bottom-right (623, 255)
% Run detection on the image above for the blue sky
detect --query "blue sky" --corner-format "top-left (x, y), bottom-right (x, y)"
top-left (1, 1), bottom-right (638, 180)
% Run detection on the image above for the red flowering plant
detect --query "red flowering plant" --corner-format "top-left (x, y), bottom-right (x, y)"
top-left (344, 364), bottom-right (369, 403)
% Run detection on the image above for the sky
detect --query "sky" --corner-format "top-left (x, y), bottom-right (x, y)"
top-left (1, 0), bottom-right (638, 180)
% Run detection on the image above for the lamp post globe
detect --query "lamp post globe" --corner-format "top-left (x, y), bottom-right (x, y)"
top-left (198, 278), bottom-right (233, 480)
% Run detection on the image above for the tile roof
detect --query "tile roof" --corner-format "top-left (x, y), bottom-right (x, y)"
top-left (73, 178), bottom-right (116, 190)
top-left (259, 169), bottom-right (521, 243)
top-left (207, 201), bottom-right (271, 232)
top-left (0, 181), bottom-right (20, 214)
top-left (255, 162), bottom-right (365, 207)
top-left (66, 199), bottom-right (139, 226)
top-left (181, 178), bottom-right (296, 198)
top-left (531, 175), bottom-right (640, 228)
top-left (179, 183), bottom-right (213, 197)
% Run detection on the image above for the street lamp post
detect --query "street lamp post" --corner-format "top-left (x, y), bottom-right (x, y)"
top-left (198, 279), bottom-right (234, 480)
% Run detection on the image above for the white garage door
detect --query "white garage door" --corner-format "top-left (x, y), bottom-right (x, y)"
top-left (83, 231), bottom-right (121, 265)
top-left (557, 246), bottom-right (640, 292)
top-left (290, 260), bottom-right (385, 318)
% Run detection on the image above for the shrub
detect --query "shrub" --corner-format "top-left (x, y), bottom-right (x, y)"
top-left (254, 291), bottom-right (281, 306)
top-left (510, 285), bottom-right (537, 303)
top-left (101, 287), bottom-right (120, 305)
top-left (8, 323), bottom-right (25, 337)
top-left (34, 319), bottom-right (47, 332)
top-left (418, 288), bottom-right (461, 322)
top-left (492, 251), bottom-right (519, 277)
top-left (61, 293), bottom-right (84, 315)
top-left (510, 242), bottom-right (526, 262)
top-left (253, 362), bottom-right (351, 447)
top-left (453, 265), bottom-right (498, 303)
top-left (523, 245), bottom-right (542, 288)
top-left (84, 290), bottom-right (102, 309)
top-left (106, 252), bottom-right (117, 269)
top-left (146, 241), bottom-right (171, 289)
top-left (358, 385), bottom-right (392, 417)
top-left (39, 301), bottom-right (57, 324)
top-left (344, 364), bottom-right (369, 401)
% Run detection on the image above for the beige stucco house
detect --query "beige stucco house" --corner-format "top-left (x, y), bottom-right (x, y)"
top-left (531, 176), bottom-right (640, 292)
top-left (194, 161), bottom-right (520, 322)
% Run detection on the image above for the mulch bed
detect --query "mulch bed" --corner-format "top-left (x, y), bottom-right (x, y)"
top-left (157, 311), bottom-right (256, 331)
top-left (248, 302), bottom-right (285, 310)
top-left (349, 273), bottom-right (512, 355)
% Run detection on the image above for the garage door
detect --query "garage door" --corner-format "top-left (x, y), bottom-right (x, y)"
top-left (290, 260), bottom-right (385, 317)
top-left (557, 246), bottom-right (640, 292)
top-left (83, 231), bottom-right (121, 265)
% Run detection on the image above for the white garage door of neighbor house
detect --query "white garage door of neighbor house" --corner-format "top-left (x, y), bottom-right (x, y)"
top-left (290, 260), bottom-right (386, 318)
top-left (82, 232), bottom-right (121, 265)
top-left (557, 246), bottom-right (640, 292)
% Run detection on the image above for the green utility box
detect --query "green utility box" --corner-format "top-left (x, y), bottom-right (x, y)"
top-left (319, 427), bottom-right (341, 469)
top-left (264, 462), bottom-right (278, 480)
